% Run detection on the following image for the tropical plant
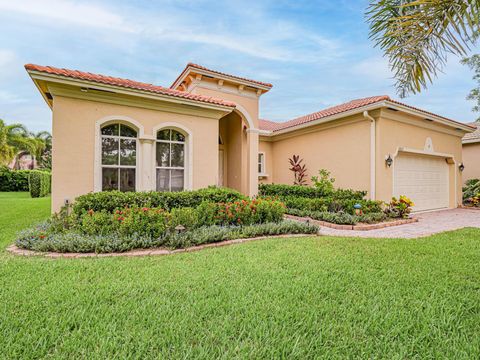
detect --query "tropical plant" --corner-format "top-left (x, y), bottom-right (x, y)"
top-left (311, 169), bottom-right (336, 195)
top-left (288, 155), bottom-right (308, 186)
top-left (367, 0), bottom-right (480, 97)
top-left (463, 178), bottom-right (480, 203)
top-left (385, 195), bottom-right (414, 218)
top-left (0, 119), bottom-right (50, 168)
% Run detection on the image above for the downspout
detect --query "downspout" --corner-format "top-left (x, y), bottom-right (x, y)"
top-left (363, 111), bottom-right (376, 200)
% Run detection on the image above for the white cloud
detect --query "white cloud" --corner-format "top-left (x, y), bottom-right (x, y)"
top-left (0, 0), bottom-right (342, 62)
top-left (0, 0), bottom-right (135, 32)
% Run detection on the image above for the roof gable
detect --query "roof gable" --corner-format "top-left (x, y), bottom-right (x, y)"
top-left (25, 64), bottom-right (236, 108)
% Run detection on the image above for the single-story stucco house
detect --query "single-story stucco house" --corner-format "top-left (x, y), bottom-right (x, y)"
top-left (25, 63), bottom-right (475, 213)
top-left (462, 122), bottom-right (480, 181)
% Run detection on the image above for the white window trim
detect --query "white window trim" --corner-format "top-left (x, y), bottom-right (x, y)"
top-left (152, 123), bottom-right (193, 191)
top-left (258, 151), bottom-right (267, 176)
top-left (94, 116), bottom-right (144, 192)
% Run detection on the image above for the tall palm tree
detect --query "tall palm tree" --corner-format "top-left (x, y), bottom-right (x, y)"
top-left (367, 0), bottom-right (480, 97)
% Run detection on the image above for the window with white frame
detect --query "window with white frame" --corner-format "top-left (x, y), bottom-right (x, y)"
top-left (156, 129), bottom-right (185, 192)
top-left (258, 152), bottom-right (265, 174)
top-left (101, 123), bottom-right (137, 191)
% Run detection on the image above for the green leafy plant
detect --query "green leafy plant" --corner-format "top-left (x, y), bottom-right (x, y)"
top-left (463, 178), bottom-right (480, 203)
top-left (28, 170), bottom-right (51, 198)
top-left (72, 187), bottom-right (247, 214)
top-left (259, 183), bottom-right (366, 200)
top-left (311, 169), bottom-right (335, 195)
top-left (0, 166), bottom-right (30, 191)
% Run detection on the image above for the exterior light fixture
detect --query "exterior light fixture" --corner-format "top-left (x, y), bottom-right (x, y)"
top-left (385, 155), bottom-right (393, 167)
top-left (459, 163), bottom-right (465, 172)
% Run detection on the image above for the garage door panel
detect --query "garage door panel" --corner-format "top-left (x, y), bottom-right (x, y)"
top-left (393, 153), bottom-right (449, 212)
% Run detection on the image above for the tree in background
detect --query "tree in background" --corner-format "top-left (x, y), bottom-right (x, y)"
top-left (367, 0), bottom-right (480, 97)
top-left (0, 119), bottom-right (51, 169)
top-left (462, 54), bottom-right (480, 121)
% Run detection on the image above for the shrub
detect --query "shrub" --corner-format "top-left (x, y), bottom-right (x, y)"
top-left (16, 221), bottom-right (319, 253)
top-left (463, 179), bottom-right (480, 203)
top-left (287, 208), bottom-right (388, 225)
top-left (259, 183), bottom-right (366, 200)
top-left (28, 170), bottom-right (51, 198)
top-left (72, 187), bottom-right (246, 214)
top-left (311, 169), bottom-right (335, 195)
top-left (384, 196), bottom-right (414, 219)
top-left (170, 207), bottom-right (200, 230)
top-left (279, 195), bottom-right (382, 215)
top-left (0, 166), bottom-right (30, 191)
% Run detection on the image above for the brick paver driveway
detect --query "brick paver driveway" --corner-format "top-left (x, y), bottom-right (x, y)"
top-left (319, 208), bottom-right (480, 238)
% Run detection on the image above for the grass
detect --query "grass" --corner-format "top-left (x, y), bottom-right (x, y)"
top-left (1, 192), bottom-right (480, 358)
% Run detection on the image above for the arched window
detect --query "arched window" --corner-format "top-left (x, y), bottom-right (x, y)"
top-left (156, 128), bottom-right (185, 192)
top-left (101, 123), bottom-right (137, 191)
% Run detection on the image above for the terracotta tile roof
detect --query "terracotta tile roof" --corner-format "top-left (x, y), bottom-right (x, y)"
top-left (172, 62), bottom-right (273, 89)
top-left (258, 119), bottom-right (279, 131)
top-left (259, 95), bottom-right (475, 133)
top-left (463, 122), bottom-right (480, 142)
top-left (25, 64), bottom-right (236, 108)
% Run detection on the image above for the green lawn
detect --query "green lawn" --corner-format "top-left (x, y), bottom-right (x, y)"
top-left (1, 192), bottom-right (480, 359)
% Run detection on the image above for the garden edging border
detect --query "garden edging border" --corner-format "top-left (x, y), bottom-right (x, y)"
top-left (284, 214), bottom-right (418, 230)
top-left (6, 233), bottom-right (318, 259)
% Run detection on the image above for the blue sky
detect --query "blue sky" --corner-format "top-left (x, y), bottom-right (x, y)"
top-left (0, 0), bottom-right (478, 132)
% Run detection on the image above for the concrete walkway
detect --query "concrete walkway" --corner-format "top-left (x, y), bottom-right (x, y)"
top-left (319, 208), bottom-right (480, 238)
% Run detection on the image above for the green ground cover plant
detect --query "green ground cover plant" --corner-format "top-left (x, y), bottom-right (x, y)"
top-left (1, 192), bottom-right (480, 358)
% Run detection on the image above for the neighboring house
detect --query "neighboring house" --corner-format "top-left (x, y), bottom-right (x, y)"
top-left (8, 152), bottom-right (36, 170)
top-left (25, 63), bottom-right (474, 213)
top-left (462, 122), bottom-right (480, 181)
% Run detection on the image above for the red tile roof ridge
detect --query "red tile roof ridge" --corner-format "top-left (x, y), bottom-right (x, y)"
top-left (171, 62), bottom-right (273, 89)
top-left (24, 64), bottom-right (236, 108)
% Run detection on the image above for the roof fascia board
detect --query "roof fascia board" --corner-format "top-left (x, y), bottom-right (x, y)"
top-left (462, 138), bottom-right (480, 144)
top-left (28, 71), bottom-right (235, 112)
top-left (47, 83), bottom-right (232, 120)
top-left (384, 101), bottom-right (474, 132)
top-left (172, 65), bottom-right (271, 91)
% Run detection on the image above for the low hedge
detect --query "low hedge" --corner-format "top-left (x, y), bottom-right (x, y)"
top-left (259, 183), bottom-right (366, 200)
top-left (287, 208), bottom-right (388, 225)
top-left (16, 221), bottom-right (319, 253)
top-left (72, 187), bottom-right (247, 213)
top-left (267, 196), bottom-right (382, 215)
top-left (28, 170), bottom-right (51, 198)
top-left (0, 166), bottom-right (30, 192)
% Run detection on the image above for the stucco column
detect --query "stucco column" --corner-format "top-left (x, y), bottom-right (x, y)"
top-left (138, 137), bottom-right (155, 191)
top-left (246, 129), bottom-right (259, 197)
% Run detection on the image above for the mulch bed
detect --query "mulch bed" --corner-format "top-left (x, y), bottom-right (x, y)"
top-left (285, 214), bottom-right (418, 231)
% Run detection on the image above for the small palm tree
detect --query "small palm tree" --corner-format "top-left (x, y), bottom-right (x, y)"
top-left (0, 119), bottom-right (50, 168)
top-left (367, 0), bottom-right (480, 97)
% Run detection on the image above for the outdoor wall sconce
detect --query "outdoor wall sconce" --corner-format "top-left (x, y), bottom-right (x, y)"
top-left (385, 155), bottom-right (393, 167)
top-left (459, 163), bottom-right (465, 172)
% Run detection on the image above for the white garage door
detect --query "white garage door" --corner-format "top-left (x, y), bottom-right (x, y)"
top-left (393, 153), bottom-right (449, 212)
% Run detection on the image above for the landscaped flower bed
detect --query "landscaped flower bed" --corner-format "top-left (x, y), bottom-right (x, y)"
top-left (259, 183), bottom-right (414, 225)
top-left (16, 187), bottom-right (318, 253)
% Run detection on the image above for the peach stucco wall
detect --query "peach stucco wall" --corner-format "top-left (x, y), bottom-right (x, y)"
top-left (51, 95), bottom-right (220, 212)
top-left (267, 115), bottom-right (371, 193)
top-left (376, 111), bottom-right (464, 207)
top-left (462, 142), bottom-right (480, 181)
